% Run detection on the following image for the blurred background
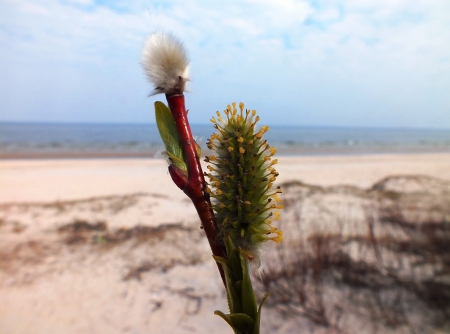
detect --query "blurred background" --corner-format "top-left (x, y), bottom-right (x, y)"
top-left (2, 0), bottom-right (450, 159)
top-left (1, 0), bottom-right (450, 126)
top-left (1, 1), bottom-right (450, 333)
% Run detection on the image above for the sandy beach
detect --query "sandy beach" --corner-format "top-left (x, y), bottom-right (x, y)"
top-left (1, 153), bottom-right (450, 333)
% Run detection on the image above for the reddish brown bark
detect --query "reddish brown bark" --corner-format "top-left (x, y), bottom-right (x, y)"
top-left (166, 94), bottom-right (227, 286)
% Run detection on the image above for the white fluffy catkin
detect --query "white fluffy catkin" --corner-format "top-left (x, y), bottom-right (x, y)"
top-left (141, 32), bottom-right (190, 95)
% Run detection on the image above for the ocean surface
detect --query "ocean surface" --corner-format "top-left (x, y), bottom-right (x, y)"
top-left (1, 122), bottom-right (450, 159)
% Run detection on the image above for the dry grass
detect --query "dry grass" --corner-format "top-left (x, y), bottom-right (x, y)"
top-left (255, 175), bottom-right (450, 333)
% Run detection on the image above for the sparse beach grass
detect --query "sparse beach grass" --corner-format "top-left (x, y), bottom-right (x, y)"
top-left (1, 155), bottom-right (450, 333)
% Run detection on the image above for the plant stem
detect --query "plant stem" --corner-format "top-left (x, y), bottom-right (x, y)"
top-left (166, 93), bottom-right (227, 287)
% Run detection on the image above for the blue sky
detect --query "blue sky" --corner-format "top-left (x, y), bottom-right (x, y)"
top-left (1, 0), bottom-right (449, 127)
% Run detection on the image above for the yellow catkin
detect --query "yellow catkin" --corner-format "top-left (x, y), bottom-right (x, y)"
top-left (206, 102), bottom-right (283, 253)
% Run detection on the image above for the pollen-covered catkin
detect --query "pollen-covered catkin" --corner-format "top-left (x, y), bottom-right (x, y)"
top-left (205, 102), bottom-right (283, 257)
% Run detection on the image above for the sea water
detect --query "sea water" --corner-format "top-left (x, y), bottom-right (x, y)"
top-left (1, 122), bottom-right (450, 158)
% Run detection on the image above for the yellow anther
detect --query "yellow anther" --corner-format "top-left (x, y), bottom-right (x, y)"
top-left (255, 116), bottom-right (260, 122)
top-left (277, 204), bottom-right (284, 209)
top-left (216, 111), bottom-right (224, 123)
top-left (239, 102), bottom-right (245, 112)
top-left (267, 182), bottom-right (273, 189)
top-left (270, 159), bottom-right (278, 166)
top-left (252, 110), bottom-right (256, 116)
top-left (270, 147), bottom-right (277, 156)
top-left (207, 165), bottom-right (214, 171)
top-left (209, 155), bottom-right (217, 161)
top-left (239, 147), bottom-right (245, 154)
top-left (274, 211), bottom-right (281, 220)
top-left (244, 200), bottom-right (251, 205)
top-left (232, 102), bottom-right (237, 114)
top-left (210, 117), bottom-right (217, 124)
top-left (264, 156), bottom-right (271, 161)
top-left (261, 125), bottom-right (269, 133)
top-left (228, 146), bottom-right (234, 152)
top-left (271, 230), bottom-right (283, 243)
top-left (272, 194), bottom-right (281, 202)
top-left (216, 189), bottom-right (223, 195)
top-left (270, 204), bottom-right (276, 209)
top-left (249, 140), bottom-right (254, 145)
top-left (238, 137), bottom-right (244, 143)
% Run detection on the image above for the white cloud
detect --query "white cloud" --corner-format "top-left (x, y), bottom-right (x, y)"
top-left (1, 0), bottom-right (449, 127)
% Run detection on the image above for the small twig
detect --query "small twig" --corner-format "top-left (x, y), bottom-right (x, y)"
top-left (166, 93), bottom-right (227, 286)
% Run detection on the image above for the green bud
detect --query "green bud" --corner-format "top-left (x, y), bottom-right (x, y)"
top-left (154, 101), bottom-right (187, 172)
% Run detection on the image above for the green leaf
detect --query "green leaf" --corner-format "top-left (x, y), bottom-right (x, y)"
top-left (228, 313), bottom-right (255, 333)
top-left (166, 152), bottom-right (188, 173)
top-left (154, 101), bottom-right (187, 172)
top-left (253, 293), bottom-right (270, 334)
top-left (214, 256), bottom-right (242, 314)
top-left (214, 311), bottom-right (238, 334)
top-left (240, 251), bottom-right (257, 322)
top-left (225, 235), bottom-right (243, 282)
top-left (214, 311), bottom-right (255, 334)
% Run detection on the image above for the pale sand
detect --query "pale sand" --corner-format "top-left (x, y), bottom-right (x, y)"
top-left (2, 153), bottom-right (450, 203)
top-left (0, 153), bottom-right (449, 334)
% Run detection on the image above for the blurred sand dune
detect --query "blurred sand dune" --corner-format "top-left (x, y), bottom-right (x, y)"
top-left (1, 154), bottom-right (450, 333)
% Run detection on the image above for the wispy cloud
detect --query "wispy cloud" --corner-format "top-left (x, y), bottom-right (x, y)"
top-left (1, 0), bottom-right (449, 127)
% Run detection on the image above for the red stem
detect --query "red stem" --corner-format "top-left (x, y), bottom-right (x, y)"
top-left (166, 94), bottom-right (227, 287)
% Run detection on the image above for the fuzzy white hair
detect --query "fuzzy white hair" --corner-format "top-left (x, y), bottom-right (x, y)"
top-left (141, 32), bottom-right (190, 95)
